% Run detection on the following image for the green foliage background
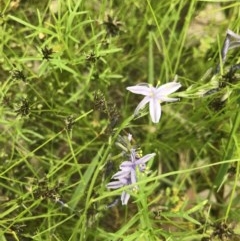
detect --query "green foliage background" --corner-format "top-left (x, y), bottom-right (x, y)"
top-left (0, 0), bottom-right (240, 240)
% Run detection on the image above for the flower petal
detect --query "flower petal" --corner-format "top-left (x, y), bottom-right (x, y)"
top-left (106, 181), bottom-right (124, 189)
top-left (135, 153), bottom-right (156, 165)
top-left (121, 191), bottom-right (130, 205)
top-left (126, 85), bottom-right (150, 95)
top-left (112, 170), bottom-right (129, 179)
top-left (149, 98), bottom-right (161, 123)
top-left (130, 169), bottom-right (137, 184)
top-left (156, 82), bottom-right (181, 96)
top-left (159, 97), bottom-right (179, 102)
top-left (134, 96), bottom-right (150, 116)
top-left (120, 161), bottom-right (133, 170)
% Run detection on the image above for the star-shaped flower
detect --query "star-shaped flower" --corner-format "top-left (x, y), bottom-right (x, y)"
top-left (126, 82), bottom-right (181, 123)
top-left (106, 150), bottom-right (155, 205)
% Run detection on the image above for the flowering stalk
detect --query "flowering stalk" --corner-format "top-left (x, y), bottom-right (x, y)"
top-left (106, 134), bottom-right (155, 205)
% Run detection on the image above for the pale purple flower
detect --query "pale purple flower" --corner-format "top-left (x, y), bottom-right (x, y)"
top-left (106, 177), bottom-right (131, 205)
top-left (126, 82), bottom-right (181, 123)
top-left (106, 150), bottom-right (155, 205)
